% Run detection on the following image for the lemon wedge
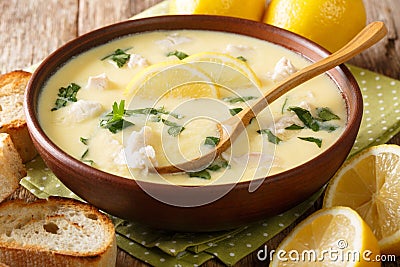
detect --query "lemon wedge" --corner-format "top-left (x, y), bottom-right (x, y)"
top-left (270, 206), bottom-right (380, 266)
top-left (183, 52), bottom-right (261, 89)
top-left (324, 144), bottom-right (400, 255)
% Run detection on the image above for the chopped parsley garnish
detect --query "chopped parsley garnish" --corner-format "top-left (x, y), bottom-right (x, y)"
top-left (80, 137), bottom-right (89, 145)
top-left (288, 106), bottom-right (341, 133)
top-left (187, 157), bottom-right (229, 179)
top-left (285, 124), bottom-right (304, 130)
top-left (80, 139), bottom-right (94, 165)
top-left (166, 50), bottom-right (189, 60)
top-left (229, 107), bottom-right (243, 116)
top-left (236, 56), bottom-right (247, 62)
top-left (168, 126), bottom-right (185, 137)
top-left (99, 100), bottom-right (134, 133)
top-left (316, 107), bottom-right (340, 121)
top-left (223, 96), bottom-right (256, 104)
top-left (100, 101), bottom-right (185, 135)
top-left (288, 106), bottom-right (319, 132)
top-left (204, 136), bottom-right (220, 146)
top-left (206, 157), bottom-right (229, 171)
top-left (101, 48), bottom-right (131, 68)
top-left (81, 148), bottom-right (89, 159)
top-left (319, 124), bottom-right (338, 132)
top-left (51, 83), bottom-right (81, 111)
top-left (188, 170), bottom-right (211, 180)
top-left (161, 119), bottom-right (185, 137)
top-left (298, 137), bottom-right (322, 148)
top-left (127, 107), bottom-right (183, 119)
top-left (281, 97), bottom-right (289, 114)
top-left (257, 129), bottom-right (282, 144)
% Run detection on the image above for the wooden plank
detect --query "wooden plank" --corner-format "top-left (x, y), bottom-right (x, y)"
top-left (78, 0), bottom-right (133, 34)
top-left (349, 0), bottom-right (400, 79)
top-left (0, 0), bottom-right (78, 74)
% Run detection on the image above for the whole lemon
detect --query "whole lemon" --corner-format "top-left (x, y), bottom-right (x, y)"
top-left (169, 0), bottom-right (266, 21)
top-left (263, 0), bottom-right (367, 52)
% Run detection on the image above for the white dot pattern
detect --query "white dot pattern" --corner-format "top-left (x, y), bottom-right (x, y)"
top-left (347, 66), bottom-right (400, 156)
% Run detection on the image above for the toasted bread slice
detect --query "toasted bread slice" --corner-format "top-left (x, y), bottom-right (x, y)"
top-left (0, 70), bottom-right (37, 163)
top-left (0, 197), bottom-right (117, 267)
top-left (0, 133), bottom-right (26, 202)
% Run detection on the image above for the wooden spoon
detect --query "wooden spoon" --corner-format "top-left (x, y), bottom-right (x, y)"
top-left (155, 21), bottom-right (387, 174)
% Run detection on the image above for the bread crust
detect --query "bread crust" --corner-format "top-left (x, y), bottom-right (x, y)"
top-left (0, 70), bottom-right (37, 163)
top-left (0, 197), bottom-right (117, 267)
top-left (0, 133), bottom-right (26, 202)
top-left (0, 71), bottom-right (32, 97)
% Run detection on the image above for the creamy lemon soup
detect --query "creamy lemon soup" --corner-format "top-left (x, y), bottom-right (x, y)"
top-left (39, 30), bottom-right (347, 185)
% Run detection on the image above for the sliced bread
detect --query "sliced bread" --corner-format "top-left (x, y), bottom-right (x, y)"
top-left (0, 70), bottom-right (37, 163)
top-left (0, 133), bottom-right (26, 203)
top-left (0, 197), bottom-right (117, 267)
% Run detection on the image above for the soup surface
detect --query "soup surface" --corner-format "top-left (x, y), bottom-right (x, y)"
top-left (39, 30), bottom-right (347, 185)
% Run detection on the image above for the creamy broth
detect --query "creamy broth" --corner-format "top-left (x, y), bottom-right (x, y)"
top-left (39, 30), bottom-right (347, 185)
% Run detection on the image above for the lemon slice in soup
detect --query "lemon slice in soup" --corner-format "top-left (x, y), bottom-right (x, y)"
top-left (125, 60), bottom-right (219, 99)
top-left (183, 52), bottom-right (262, 89)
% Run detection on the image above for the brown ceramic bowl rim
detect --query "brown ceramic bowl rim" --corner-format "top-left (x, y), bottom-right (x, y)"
top-left (25, 15), bottom-right (362, 193)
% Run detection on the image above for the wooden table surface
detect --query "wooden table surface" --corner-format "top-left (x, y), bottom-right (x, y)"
top-left (1, 0), bottom-right (399, 266)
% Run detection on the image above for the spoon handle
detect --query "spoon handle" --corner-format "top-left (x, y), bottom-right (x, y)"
top-left (239, 21), bottom-right (387, 126)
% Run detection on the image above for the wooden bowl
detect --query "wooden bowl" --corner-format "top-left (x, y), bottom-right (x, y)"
top-left (25, 15), bottom-right (362, 232)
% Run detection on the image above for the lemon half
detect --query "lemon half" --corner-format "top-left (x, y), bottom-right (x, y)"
top-left (270, 206), bottom-right (380, 266)
top-left (324, 144), bottom-right (400, 255)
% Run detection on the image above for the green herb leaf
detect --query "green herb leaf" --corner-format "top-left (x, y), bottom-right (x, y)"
top-left (168, 126), bottom-right (185, 137)
top-left (298, 137), bottom-right (322, 148)
top-left (316, 107), bottom-right (340, 121)
top-left (126, 106), bottom-right (184, 119)
top-left (99, 100), bottom-right (134, 133)
top-left (236, 56), bottom-right (247, 62)
top-left (82, 159), bottom-right (95, 165)
top-left (166, 50), bottom-right (189, 60)
top-left (281, 97), bottom-right (288, 114)
top-left (80, 148), bottom-right (94, 165)
top-left (207, 157), bottom-right (229, 171)
top-left (288, 106), bottom-right (319, 132)
top-left (257, 129), bottom-right (282, 144)
top-left (80, 137), bottom-right (89, 145)
top-left (229, 108), bottom-right (243, 116)
top-left (188, 170), bottom-right (211, 180)
top-left (149, 115), bottom-right (162, 122)
top-left (161, 119), bottom-right (179, 127)
top-left (223, 96), bottom-right (256, 104)
top-left (319, 124), bottom-right (338, 132)
top-left (284, 124), bottom-right (304, 130)
top-left (51, 83), bottom-right (81, 111)
top-left (187, 157), bottom-right (229, 179)
top-left (204, 136), bottom-right (220, 146)
top-left (101, 48), bottom-right (131, 68)
top-left (81, 148), bottom-right (89, 159)
top-left (161, 119), bottom-right (185, 136)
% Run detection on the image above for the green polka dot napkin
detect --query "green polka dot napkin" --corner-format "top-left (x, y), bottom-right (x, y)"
top-left (347, 65), bottom-right (400, 156)
top-left (20, 2), bottom-right (400, 266)
top-left (20, 65), bottom-right (400, 267)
